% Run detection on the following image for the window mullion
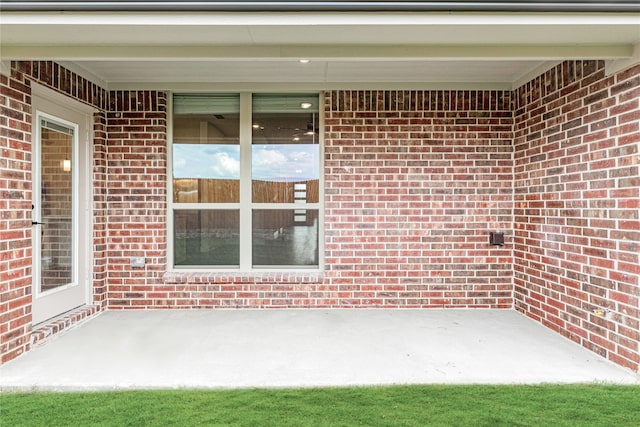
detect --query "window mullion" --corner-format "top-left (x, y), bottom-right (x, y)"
top-left (239, 92), bottom-right (253, 270)
top-left (251, 203), bottom-right (319, 209)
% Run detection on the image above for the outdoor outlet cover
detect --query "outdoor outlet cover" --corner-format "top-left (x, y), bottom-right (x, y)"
top-left (489, 232), bottom-right (505, 246)
top-left (130, 257), bottom-right (146, 267)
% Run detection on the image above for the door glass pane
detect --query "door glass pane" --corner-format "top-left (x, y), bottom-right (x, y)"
top-left (252, 209), bottom-right (319, 267)
top-left (252, 94), bottom-right (320, 203)
top-left (174, 210), bottom-right (240, 267)
top-left (173, 94), bottom-right (240, 203)
top-left (39, 119), bottom-right (74, 293)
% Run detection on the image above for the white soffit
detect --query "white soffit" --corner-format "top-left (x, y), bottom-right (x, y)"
top-left (63, 59), bottom-right (546, 87)
top-left (1, 12), bottom-right (639, 89)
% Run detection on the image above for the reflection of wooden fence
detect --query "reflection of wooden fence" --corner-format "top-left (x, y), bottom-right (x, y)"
top-left (174, 178), bottom-right (319, 203)
top-left (174, 179), bottom-right (240, 203)
top-left (174, 178), bottom-right (319, 232)
top-left (252, 179), bottom-right (319, 203)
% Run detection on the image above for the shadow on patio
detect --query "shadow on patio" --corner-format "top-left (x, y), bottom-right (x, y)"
top-left (1, 309), bottom-right (637, 390)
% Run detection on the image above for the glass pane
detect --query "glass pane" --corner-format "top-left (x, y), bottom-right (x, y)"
top-left (40, 122), bottom-right (74, 292)
top-left (173, 94), bottom-right (240, 203)
top-left (252, 209), bottom-right (318, 267)
top-left (174, 210), bottom-right (240, 267)
top-left (252, 94), bottom-right (319, 203)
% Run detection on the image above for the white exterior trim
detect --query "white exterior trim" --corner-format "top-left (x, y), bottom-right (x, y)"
top-left (167, 91), bottom-right (324, 273)
top-left (2, 11), bottom-right (639, 26)
top-left (606, 43), bottom-right (640, 76)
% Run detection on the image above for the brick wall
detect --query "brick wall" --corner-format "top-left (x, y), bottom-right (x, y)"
top-left (105, 91), bottom-right (168, 308)
top-left (93, 111), bottom-right (108, 306)
top-left (157, 90), bottom-right (514, 309)
top-left (2, 59), bottom-right (638, 373)
top-left (513, 60), bottom-right (640, 371)
top-left (0, 61), bottom-right (108, 363)
top-left (0, 66), bottom-right (33, 362)
top-left (323, 91), bottom-right (514, 307)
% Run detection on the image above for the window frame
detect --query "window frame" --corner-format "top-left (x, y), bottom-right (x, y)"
top-left (167, 92), bottom-right (324, 273)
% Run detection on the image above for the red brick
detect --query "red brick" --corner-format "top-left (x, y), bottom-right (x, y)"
top-left (514, 60), bottom-right (640, 373)
top-left (2, 59), bottom-right (638, 373)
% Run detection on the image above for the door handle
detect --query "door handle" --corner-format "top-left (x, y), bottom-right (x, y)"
top-left (32, 221), bottom-right (45, 225)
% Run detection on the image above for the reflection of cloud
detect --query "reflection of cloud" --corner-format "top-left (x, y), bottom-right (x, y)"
top-left (210, 152), bottom-right (240, 177)
top-left (289, 150), bottom-right (312, 162)
top-left (253, 145), bottom-right (319, 180)
top-left (253, 148), bottom-right (288, 168)
top-left (174, 143), bottom-right (319, 180)
top-left (173, 144), bottom-right (240, 179)
top-left (174, 157), bottom-right (187, 170)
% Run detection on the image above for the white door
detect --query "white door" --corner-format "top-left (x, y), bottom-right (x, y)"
top-left (31, 87), bottom-right (92, 325)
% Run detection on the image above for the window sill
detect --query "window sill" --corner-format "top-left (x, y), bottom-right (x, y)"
top-left (163, 271), bottom-right (324, 284)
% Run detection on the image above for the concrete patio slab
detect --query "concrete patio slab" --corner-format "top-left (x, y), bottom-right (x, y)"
top-left (1, 309), bottom-right (637, 390)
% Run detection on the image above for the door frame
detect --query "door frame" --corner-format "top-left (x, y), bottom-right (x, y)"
top-left (31, 83), bottom-right (96, 325)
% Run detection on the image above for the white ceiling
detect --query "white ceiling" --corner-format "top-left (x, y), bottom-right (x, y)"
top-left (2, 12), bottom-right (639, 90)
top-left (66, 60), bottom-right (546, 84)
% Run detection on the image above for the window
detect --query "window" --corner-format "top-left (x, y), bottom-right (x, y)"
top-left (170, 93), bottom-right (321, 270)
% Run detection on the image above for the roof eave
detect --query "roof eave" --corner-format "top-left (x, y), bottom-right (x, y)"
top-left (2, 1), bottom-right (639, 13)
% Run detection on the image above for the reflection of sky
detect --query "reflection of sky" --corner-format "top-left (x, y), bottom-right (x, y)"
top-left (253, 145), bottom-right (319, 181)
top-left (173, 144), bottom-right (240, 179)
top-left (173, 144), bottom-right (319, 181)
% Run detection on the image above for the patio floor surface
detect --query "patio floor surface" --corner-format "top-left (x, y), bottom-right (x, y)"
top-left (1, 309), bottom-right (637, 390)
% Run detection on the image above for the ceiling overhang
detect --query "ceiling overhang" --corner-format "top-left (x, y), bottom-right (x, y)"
top-left (1, 10), bottom-right (639, 90)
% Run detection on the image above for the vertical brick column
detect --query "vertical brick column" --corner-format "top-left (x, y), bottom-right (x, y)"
top-left (93, 111), bottom-right (108, 306)
top-left (324, 90), bottom-right (514, 307)
top-left (106, 91), bottom-right (167, 308)
top-left (0, 66), bottom-right (33, 362)
top-left (514, 61), bottom-right (640, 372)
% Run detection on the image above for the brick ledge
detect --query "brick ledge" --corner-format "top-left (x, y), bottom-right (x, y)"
top-left (163, 271), bottom-right (324, 284)
top-left (31, 305), bottom-right (102, 348)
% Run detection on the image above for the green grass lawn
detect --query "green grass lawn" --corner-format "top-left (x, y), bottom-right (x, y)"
top-left (2, 385), bottom-right (639, 426)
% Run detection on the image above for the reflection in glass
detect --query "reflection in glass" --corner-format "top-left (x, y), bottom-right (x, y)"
top-left (251, 176), bottom-right (319, 204)
top-left (252, 209), bottom-right (318, 267)
top-left (252, 94), bottom-right (319, 204)
top-left (174, 210), bottom-right (240, 266)
top-left (172, 94), bottom-right (240, 203)
top-left (173, 144), bottom-right (240, 203)
top-left (39, 122), bottom-right (74, 293)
